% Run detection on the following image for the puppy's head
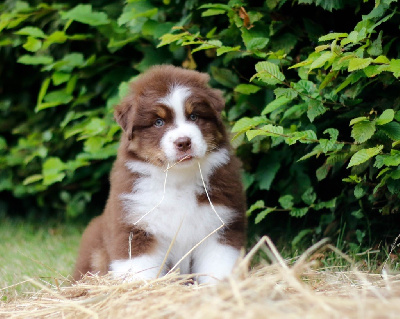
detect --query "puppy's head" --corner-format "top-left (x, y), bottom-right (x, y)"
top-left (115, 65), bottom-right (227, 167)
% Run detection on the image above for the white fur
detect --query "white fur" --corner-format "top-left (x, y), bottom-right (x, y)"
top-left (192, 239), bottom-right (240, 284)
top-left (115, 148), bottom-right (237, 282)
top-left (159, 85), bottom-right (208, 162)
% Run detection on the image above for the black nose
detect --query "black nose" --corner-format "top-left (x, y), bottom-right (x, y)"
top-left (174, 137), bottom-right (191, 152)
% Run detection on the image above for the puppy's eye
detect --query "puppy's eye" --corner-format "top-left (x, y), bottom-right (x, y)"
top-left (189, 114), bottom-right (198, 121)
top-left (154, 118), bottom-right (165, 127)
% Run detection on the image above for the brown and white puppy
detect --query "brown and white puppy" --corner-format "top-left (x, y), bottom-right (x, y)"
top-left (73, 65), bottom-right (246, 284)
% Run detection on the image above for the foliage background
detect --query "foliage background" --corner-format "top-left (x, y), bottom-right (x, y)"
top-left (1, 0), bottom-right (400, 252)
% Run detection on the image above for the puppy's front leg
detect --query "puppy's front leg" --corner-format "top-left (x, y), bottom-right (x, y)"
top-left (192, 238), bottom-right (240, 284)
top-left (110, 250), bottom-right (166, 282)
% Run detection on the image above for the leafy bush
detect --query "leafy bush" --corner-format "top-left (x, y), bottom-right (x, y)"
top-left (1, 0), bottom-right (400, 249)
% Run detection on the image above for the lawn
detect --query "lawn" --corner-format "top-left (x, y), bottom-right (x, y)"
top-left (0, 218), bottom-right (82, 300)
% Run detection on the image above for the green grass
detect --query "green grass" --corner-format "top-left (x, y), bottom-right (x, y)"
top-left (0, 218), bottom-right (83, 301)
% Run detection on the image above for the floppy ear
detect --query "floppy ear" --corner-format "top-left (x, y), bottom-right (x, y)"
top-left (114, 98), bottom-right (134, 140)
top-left (208, 89), bottom-right (225, 114)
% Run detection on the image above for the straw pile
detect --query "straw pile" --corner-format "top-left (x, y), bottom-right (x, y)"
top-left (1, 236), bottom-right (400, 319)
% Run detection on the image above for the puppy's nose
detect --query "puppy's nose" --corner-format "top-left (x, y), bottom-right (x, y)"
top-left (174, 137), bottom-right (191, 152)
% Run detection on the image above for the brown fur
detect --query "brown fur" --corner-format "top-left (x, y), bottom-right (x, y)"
top-left (73, 65), bottom-right (246, 281)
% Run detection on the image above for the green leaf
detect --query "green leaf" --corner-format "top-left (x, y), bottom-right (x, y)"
top-left (348, 145), bottom-right (383, 168)
top-left (255, 208), bottom-right (275, 224)
top-left (376, 109), bottom-right (394, 125)
top-left (246, 124), bottom-right (284, 141)
top-left (15, 26), bottom-right (46, 38)
top-left (350, 116), bottom-right (368, 126)
top-left (389, 59), bottom-right (400, 78)
top-left (61, 4), bottom-right (109, 26)
top-left (314, 197), bottom-right (337, 210)
top-left (251, 61), bottom-right (285, 85)
top-left (22, 174), bottom-right (43, 185)
top-left (354, 183), bottom-right (366, 199)
top-left (246, 200), bottom-right (265, 217)
top-left (42, 157), bottom-right (66, 186)
top-left (211, 67), bottom-right (239, 88)
top-left (234, 84), bottom-right (260, 95)
top-left (302, 187), bottom-right (316, 205)
top-left (290, 207), bottom-right (309, 218)
top-left (379, 122), bottom-right (400, 140)
top-left (351, 120), bottom-right (376, 143)
top-left (309, 52), bottom-right (335, 71)
top-left (216, 46), bottom-right (240, 56)
top-left (348, 58), bottom-right (373, 72)
top-left (319, 32), bottom-right (348, 42)
top-left (231, 116), bottom-right (267, 133)
top-left (255, 154), bottom-right (281, 191)
top-left (201, 9), bottom-right (226, 17)
top-left (279, 194), bottom-right (293, 209)
top-left (17, 55), bottom-right (53, 65)
top-left (307, 100), bottom-right (327, 122)
top-left (262, 96), bottom-right (291, 115)
top-left (23, 36), bottom-right (42, 52)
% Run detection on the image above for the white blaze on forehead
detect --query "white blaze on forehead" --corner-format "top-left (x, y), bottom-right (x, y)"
top-left (158, 85), bottom-right (191, 124)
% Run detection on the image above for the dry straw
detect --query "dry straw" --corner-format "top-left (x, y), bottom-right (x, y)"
top-left (2, 161), bottom-right (400, 318)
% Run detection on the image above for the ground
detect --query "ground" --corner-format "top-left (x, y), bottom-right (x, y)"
top-left (1, 219), bottom-right (400, 318)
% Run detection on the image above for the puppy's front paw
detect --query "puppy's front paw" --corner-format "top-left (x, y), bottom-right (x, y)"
top-left (110, 257), bottom-right (162, 283)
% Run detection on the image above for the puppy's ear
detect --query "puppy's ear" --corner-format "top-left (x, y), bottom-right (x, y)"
top-left (208, 89), bottom-right (225, 114)
top-left (114, 99), bottom-right (134, 140)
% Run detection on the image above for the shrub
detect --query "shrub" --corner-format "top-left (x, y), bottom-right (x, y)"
top-left (1, 0), bottom-right (399, 249)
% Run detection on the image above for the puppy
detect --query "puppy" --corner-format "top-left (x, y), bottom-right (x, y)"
top-left (73, 65), bottom-right (246, 284)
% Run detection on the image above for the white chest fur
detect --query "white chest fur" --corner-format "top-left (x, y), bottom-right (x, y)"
top-left (120, 149), bottom-right (234, 272)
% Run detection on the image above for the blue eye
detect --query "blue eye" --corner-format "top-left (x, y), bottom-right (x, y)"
top-left (189, 114), bottom-right (198, 121)
top-left (154, 118), bottom-right (164, 127)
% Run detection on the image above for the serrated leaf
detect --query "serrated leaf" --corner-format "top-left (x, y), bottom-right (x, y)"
top-left (231, 116), bottom-right (267, 133)
top-left (211, 66), bottom-right (239, 88)
top-left (307, 100), bottom-right (327, 122)
top-left (60, 4), bottom-right (109, 26)
top-left (316, 163), bottom-right (330, 181)
top-left (234, 84), bottom-right (260, 95)
top-left (354, 183), bottom-right (366, 199)
top-left (255, 208), bottom-right (275, 224)
top-left (376, 109), bottom-right (394, 125)
top-left (252, 61), bottom-right (285, 85)
top-left (351, 121), bottom-right (376, 143)
top-left (246, 124), bottom-right (284, 141)
top-left (350, 116), bottom-right (368, 126)
top-left (262, 96), bottom-right (291, 115)
top-left (302, 187), bottom-right (316, 205)
top-left (246, 200), bottom-right (265, 216)
top-left (279, 194), bottom-right (293, 209)
top-left (216, 46), bottom-right (240, 56)
top-left (379, 122), bottom-right (400, 140)
top-left (309, 52), bottom-right (335, 71)
top-left (290, 207), bottom-right (309, 218)
top-left (348, 58), bottom-right (373, 72)
top-left (347, 145), bottom-right (383, 168)
top-left (389, 59), bottom-right (400, 78)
